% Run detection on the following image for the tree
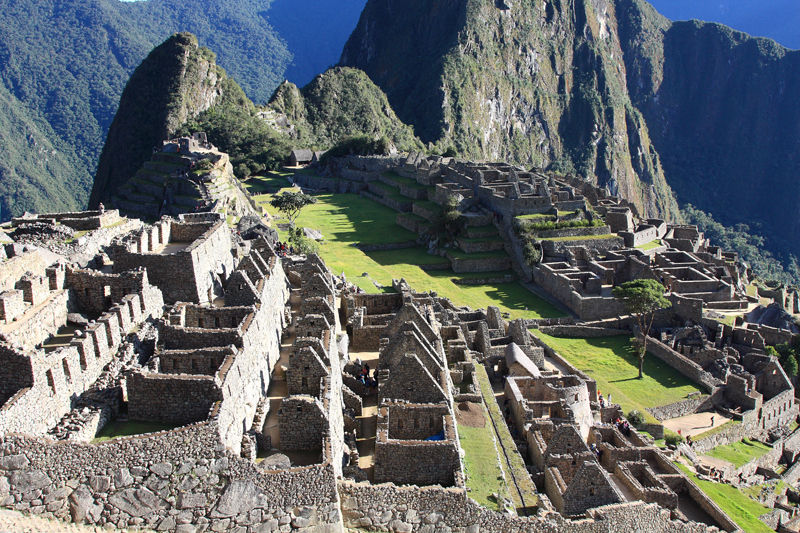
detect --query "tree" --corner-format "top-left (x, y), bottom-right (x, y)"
top-left (784, 354), bottom-right (798, 378)
top-left (612, 279), bottom-right (671, 379)
top-left (269, 192), bottom-right (317, 225)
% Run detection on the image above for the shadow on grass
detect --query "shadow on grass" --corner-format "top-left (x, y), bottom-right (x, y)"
top-left (303, 193), bottom-right (417, 245)
top-left (581, 336), bottom-right (702, 392)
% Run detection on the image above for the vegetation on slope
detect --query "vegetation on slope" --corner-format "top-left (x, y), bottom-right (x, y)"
top-left (268, 67), bottom-right (424, 152)
top-left (0, 0), bottom-right (293, 218)
top-left (246, 180), bottom-right (564, 319)
top-left (682, 204), bottom-right (799, 285)
top-left (618, 0), bottom-right (800, 287)
top-left (534, 333), bottom-right (703, 422)
top-left (674, 462), bottom-right (773, 533)
top-left (340, 0), bottom-right (681, 221)
top-left (92, 33), bottom-right (233, 205)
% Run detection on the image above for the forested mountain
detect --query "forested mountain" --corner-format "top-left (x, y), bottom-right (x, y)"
top-left (0, 0), bottom-right (364, 219)
top-left (93, 36), bottom-right (420, 204)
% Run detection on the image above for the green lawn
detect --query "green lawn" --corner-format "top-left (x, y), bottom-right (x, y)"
top-left (516, 213), bottom-right (556, 221)
top-left (545, 234), bottom-right (617, 242)
top-left (636, 239), bottom-right (663, 251)
top-left (705, 439), bottom-right (772, 468)
top-left (674, 463), bottom-right (772, 533)
top-left (243, 173), bottom-right (293, 193)
top-left (93, 421), bottom-right (178, 443)
top-left (473, 365), bottom-right (539, 513)
top-left (382, 171), bottom-right (435, 193)
top-left (457, 413), bottom-right (510, 511)
top-left (446, 248), bottom-right (509, 260)
top-left (692, 420), bottom-right (741, 441)
top-left (458, 235), bottom-right (504, 244)
top-left (534, 333), bottom-right (704, 421)
top-left (263, 192), bottom-right (564, 320)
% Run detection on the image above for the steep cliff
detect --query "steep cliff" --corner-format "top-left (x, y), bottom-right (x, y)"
top-left (90, 33), bottom-right (229, 206)
top-left (617, 0), bottom-right (800, 279)
top-left (340, 0), bottom-right (681, 220)
top-left (268, 67), bottom-right (423, 151)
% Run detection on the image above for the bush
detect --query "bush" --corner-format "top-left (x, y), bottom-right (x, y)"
top-left (287, 226), bottom-right (320, 255)
top-left (627, 410), bottom-right (646, 428)
top-left (522, 241), bottom-right (541, 266)
top-left (665, 433), bottom-right (685, 446)
top-left (195, 158), bottom-right (215, 171)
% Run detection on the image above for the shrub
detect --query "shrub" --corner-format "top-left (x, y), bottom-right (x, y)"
top-left (196, 158), bottom-right (214, 171)
top-left (665, 433), bottom-right (685, 446)
top-left (522, 241), bottom-right (541, 266)
top-left (627, 410), bottom-right (646, 428)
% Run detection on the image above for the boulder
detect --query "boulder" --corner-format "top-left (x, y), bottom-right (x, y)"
top-left (69, 485), bottom-right (103, 524)
top-left (211, 480), bottom-right (262, 517)
top-left (258, 453), bottom-right (291, 471)
top-left (10, 470), bottom-right (50, 492)
top-left (0, 454), bottom-right (29, 471)
top-left (108, 487), bottom-right (166, 517)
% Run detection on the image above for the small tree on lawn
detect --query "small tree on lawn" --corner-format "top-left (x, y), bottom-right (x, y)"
top-left (269, 191), bottom-right (317, 226)
top-left (612, 279), bottom-right (671, 379)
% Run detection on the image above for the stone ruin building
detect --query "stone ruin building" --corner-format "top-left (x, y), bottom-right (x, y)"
top-left (306, 151), bottom-right (760, 329)
top-left (113, 133), bottom-right (261, 222)
top-left (0, 202), bottom-right (796, 533)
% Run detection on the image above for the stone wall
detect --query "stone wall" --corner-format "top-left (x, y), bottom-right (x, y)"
top-left (127, 372), bottom-right (222, 425)
top-left (537, 325), bottom-right (628, 338)
top-left (112, 220), bottom-right (234, 304)
top-left (338, 481), bottom-right (720, 532)
top-left (0, 420), bottom-right (342, 532)
top-left (373, 404), bottom-right (459, 487)
top-left (641, 336), bottom-right (720, 393)
top-left (65, 269), bottom-right (153, 315)
top-left (646, 395), bottom-right (713, 422)
top-left (447, 253), bottom-right (510, 273)
top-left (0, 251), bottom-right (47, 293)
top-left (278, 396), bottom-right (327, 452)
top-left (0, 290), bottom-right (68, 350)
top-left (0, 285), bottom-right (155, 438)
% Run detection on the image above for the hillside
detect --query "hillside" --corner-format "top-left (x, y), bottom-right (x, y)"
top-left (647, 0), bottom-right (800, 50)
top-left (90, 33), bottom-right (232, 206)
top-left (95, 38), bottom-right (420, 202)
top-left (268, 67), bottom-right (423, 152)
top-left (339, 0), bottom-right (681, 221)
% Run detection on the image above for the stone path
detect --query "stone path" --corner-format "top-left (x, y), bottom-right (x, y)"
top-left (607, 472), bottom-right (637, 502)
top-left (0, 509), bottom-right (152, 533)
top-left (663, 411), bottom-right (732, 438)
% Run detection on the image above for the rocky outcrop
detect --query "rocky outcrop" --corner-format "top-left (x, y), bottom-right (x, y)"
top-left (90, 33), bottom-right (229, 207)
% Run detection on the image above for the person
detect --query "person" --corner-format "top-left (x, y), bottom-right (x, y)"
top-left (686, 435), bottom-right (693, 447)
top-left (710, 415), bottom-right (715, 427)
top-left (98, 202), bottom-right (105, 214)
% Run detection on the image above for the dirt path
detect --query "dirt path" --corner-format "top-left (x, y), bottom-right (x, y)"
top-left (351, 349), bottom-right (380, 482)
